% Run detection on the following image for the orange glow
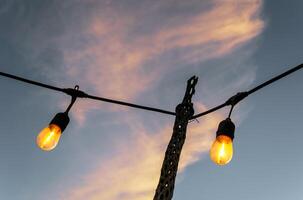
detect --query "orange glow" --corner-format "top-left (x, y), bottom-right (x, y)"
top-left (36, 124), bottom-right (62, 151)
top-left (210, 135), bottom-right (233, 165)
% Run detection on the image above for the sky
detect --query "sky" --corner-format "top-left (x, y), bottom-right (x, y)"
top-left (0, 0), bottom-right (302, 200)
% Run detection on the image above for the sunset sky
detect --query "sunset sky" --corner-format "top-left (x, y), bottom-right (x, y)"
top-left (0, 0), bottom-right (303, 200)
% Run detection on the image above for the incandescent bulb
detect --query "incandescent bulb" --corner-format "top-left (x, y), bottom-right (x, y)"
top-left (36, 124), bottom-right (62, 151)
top-left (210, 135), bottom-right (233, 165)
top-left (36, 112), bottom-right (69, 151)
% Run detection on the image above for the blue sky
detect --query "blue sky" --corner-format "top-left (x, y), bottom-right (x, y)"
top-left (0, 0), bottom-right (302, 199)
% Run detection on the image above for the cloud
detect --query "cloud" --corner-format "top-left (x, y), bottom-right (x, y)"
top-left (58, 0), bottom-right (264, 124)
top-left (63, 104), bottom-right (223, 200)
top-left (0, 1), bottom-right (264, 199)
top-left (49, 0), bottom-right (265, 199)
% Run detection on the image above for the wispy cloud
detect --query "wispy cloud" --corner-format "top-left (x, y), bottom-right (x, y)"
top-left (0, 0), bottom-right (264, 199)
top-left (51, 0), bottom-right (265, 199)
top-left (59, 0), bottom-right (264, 124)
top-left (63, 105), bottom-right (222, 200)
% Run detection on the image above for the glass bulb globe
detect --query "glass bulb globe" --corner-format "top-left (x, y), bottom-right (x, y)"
top-left (36, 124), bottom-right (62, 151)
top-left (210, 135), bottom-right (233, 165)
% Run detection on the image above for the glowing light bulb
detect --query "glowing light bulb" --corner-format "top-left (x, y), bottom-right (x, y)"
top-left (36, 112), bottom-right (69, 151)
top-left (210, 135), bottom-right (233, 165)
top-left (36, 124), bottom-right (62, 151)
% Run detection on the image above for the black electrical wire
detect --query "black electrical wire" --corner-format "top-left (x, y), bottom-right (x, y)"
top-left (0, 71), bottom-right (64, 93)
top-left (192, 63), bottom-right (303, 119)
top-left (0, 63), bottom-right (302, 119)
top-left (247, 63), bottom-right (303, 95)
top-left (0, 71), bottom-right (176, 116)
top-left (85, 94), bottom-right (176, 116)
top-left (191, 103), bottom-right (228, 119)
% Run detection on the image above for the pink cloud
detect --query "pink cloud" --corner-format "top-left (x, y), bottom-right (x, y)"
top-left (60, 0), bottom-right (264, 124)
top-left (56, 0), bottom-right (264, 199)
top-left (63, 104), bottom-right (223, 200)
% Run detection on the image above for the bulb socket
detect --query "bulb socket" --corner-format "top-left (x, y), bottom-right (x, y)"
top-left (216, 118), bottom-right (235, 140)
top-left (50, 112), bottom-right (70, 132)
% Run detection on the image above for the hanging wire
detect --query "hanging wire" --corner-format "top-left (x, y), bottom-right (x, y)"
top-left (191, 63), bottom-right (303, 119)
top-left (228, 105), bottom-right (234, 118)
top-left (0, 71), bottom-right (176, 116)
top-left (84, 93), bottom-right (176, 116)
top-left (0, 71), bottom-right (64, 92)
top-left (246, 63), bottom-right (303, 95)
top-left (0, 63), bottom-right (302, 119)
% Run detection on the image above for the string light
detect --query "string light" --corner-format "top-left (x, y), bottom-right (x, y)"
top-left (0, 63), bottom-right (302, 200)
top-left (0, 64), bottom-right (302, 153)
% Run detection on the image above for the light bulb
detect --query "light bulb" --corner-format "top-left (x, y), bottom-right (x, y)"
top-left (36, 112), bottom-right (69, 151)
top-left (210, 135), bottom-right (233, 165)
top-left (36, 124), bottom-right (62, 151)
